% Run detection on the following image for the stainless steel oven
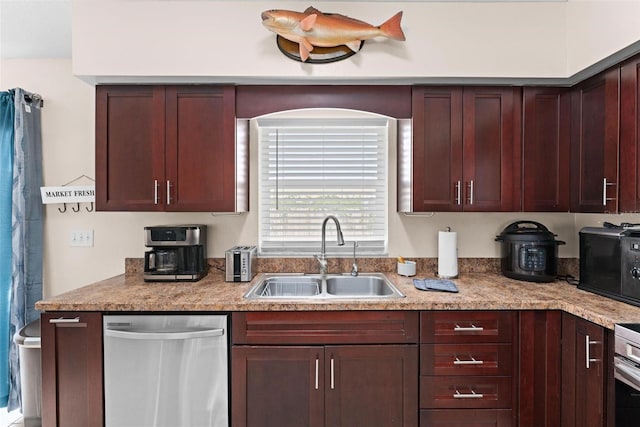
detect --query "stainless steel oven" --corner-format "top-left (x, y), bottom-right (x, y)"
top-left (614, 324), bottom-right (640, 426)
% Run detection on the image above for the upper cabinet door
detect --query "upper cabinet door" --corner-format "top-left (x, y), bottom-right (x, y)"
top-left (96, 85), bottom-right (239, 212)
top-left (409, 86), bottom-right (520, 212)
top-left (96, 86), bottom-right (166, 211)
top-left (620, 57), bottom-right (640, 212)
top-left (522, 87), bottom-right (571, 212)
top-left (462, 87), bottom-right (521, 212)
top-left (165, 86), bottom-right (237, 212)
top-left (570, 68), bottom-right (620, 213)
top-left (411, 87), bottom-right (463, 212)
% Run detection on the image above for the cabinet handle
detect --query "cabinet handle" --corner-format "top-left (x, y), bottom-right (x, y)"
top-left (586, 335), bottom-right (599, 369)
top-left (454, 389), bottom-right (484, 399)
top-left (453, 356), bottom-right (484, 365)
top-left (330, 357), bottom-right (335, 390)
top-left (315, 358), bottom-right (319, 390)
top-left (467, 180), bottom-right (474, 205)
top-left (166, 180), bottom-right (172, 205)
top-left (154, 180), bottom-right (159, 205)
top-left (603, 178), bottom-right (617, 206)
top-left (49, 317), bottom-right (80, 324)
top-left (455, 180), bottom-right (461, 206)
top-left (454, 324), bottom-right (484, 332)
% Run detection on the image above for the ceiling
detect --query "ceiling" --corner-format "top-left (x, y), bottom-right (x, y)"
top-left (1, 0), bottom-right (71, 59)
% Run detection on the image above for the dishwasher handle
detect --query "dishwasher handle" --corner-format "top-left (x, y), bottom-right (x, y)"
top-left (104, 327), bottom-right (225, 341)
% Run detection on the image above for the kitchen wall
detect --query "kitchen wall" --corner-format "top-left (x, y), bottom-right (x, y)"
top-left (71, 1), bottom-right (640, 84)
top-left (3, 0), bottom-right (640, 298)
top-left (72, 1), bottom-right (568, 82)
top-left (567, 0), bottom-right (640, 74)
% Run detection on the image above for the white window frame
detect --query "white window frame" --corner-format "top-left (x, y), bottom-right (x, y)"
top-left (255, 108), bottom-right (391, 257)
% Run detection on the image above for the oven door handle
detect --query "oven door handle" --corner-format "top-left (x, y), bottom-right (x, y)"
top-left (626, 343), bottom-right (640, 364)
top-left (615, 359), bottom-right (640, 389)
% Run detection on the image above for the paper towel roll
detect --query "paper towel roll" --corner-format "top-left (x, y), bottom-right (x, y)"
top-left (438, 230), bottom-right (458, 279)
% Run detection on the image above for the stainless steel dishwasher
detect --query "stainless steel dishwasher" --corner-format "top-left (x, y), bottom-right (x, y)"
top-left (103, 314), bottom-right (228, 427)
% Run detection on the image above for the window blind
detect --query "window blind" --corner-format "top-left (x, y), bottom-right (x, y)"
top-left (258, 117), bottom-right (389, 256)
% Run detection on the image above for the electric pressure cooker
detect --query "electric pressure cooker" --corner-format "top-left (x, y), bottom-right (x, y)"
top-left (495, 221), bottom-right (565, 283)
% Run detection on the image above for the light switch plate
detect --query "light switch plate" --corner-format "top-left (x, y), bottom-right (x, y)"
top-left (70, 230), bottom-right (94, 247)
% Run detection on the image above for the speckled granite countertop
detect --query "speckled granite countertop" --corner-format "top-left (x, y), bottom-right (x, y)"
top-left (35, 260), bottom-right (640, 330)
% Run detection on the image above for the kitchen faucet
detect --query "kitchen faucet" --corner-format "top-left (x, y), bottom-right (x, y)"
top-left (316, 215), bottom-right (345, 275)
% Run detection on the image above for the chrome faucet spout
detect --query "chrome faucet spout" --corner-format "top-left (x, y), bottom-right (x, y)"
top-left (318, 215), bottom-right (345, 275)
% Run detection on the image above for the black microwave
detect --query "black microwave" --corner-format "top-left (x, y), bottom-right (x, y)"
top-left (579, 226), bottom-right (640, 307)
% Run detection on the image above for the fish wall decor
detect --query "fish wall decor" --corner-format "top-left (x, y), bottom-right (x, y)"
top-left (261, 6), bottom-right (405, 63)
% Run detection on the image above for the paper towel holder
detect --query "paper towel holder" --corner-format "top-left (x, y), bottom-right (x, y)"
top-left (437, 226), bottom-right (458, 279)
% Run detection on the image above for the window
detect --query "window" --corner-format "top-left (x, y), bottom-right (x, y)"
top-left (256, 109), bottom-right (391, 256)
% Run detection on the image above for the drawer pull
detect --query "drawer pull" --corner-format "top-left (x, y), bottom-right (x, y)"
top-left (454, 389), bottom-right (484, 399)
top-left (453, 356), bottom-right (484, 365)
top-left (454, 324), bottom-right (484, 332)
top-left (49, 317), bottom-right (80, 324)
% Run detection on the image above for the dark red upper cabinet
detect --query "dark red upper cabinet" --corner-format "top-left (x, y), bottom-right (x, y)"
top-left (410, 87), bottom-right (464, 212)
top-left (96, 85), bottom-right (166, 211)
top-left (620, 56), bottom-right (640, 212)
top-left (408, 86), bottom-right (521, 212)
top-left (570, 68), bottom-right (620, 213)
top-left (164, 86), bottom-right (237, 212)
top-left (522, 87), bottom-right (571, 212)
top-left (462, 87), bottom-right (521, 212)
top-left (96, 85), bottom-right (240, 212)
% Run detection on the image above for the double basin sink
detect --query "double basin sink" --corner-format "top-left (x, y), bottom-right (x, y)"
top-left (244, 273), bottom-right (405, 300)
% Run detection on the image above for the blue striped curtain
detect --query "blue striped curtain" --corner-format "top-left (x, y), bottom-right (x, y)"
top-left (0, 89), bottom-right (43, 410)
top-left (8, 89), bottom-right (43, 410)
top-left (0, 92), bottom-right (15, 408)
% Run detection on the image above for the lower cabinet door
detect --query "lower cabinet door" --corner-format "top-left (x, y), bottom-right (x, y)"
top-left (231, 346), bottom-right (325, 427)
top-left (41, 312), bottom-right (103, 427)
top-left (420, 409), bottom-right (512, 427)
top-left (324, 345), bottom-right (418, 427)
top-left (561, 313), bottom-right (609, 427)
top-left (232, 344), bottom-right (418, 427)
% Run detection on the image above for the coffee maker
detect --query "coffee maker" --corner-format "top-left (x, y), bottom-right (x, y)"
top-left (143, 225), bottom-right (208, 282)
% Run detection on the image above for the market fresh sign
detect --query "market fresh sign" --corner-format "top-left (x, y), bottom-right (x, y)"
top-left (40, 186), bottom-right (95, 204)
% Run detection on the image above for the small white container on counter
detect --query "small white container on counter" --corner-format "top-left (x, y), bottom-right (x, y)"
top-left (397, 260), bottom-right (416, 277)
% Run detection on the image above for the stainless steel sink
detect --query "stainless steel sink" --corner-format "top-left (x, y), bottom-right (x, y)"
top-left (326, 276), bottom-right (399, 297)
top-left (244, 273), bottom-right (404, 300)
top-left (245, 276), bottom-right (321, 298)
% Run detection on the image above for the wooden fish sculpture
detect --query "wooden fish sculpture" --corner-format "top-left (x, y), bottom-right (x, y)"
top-left (261, 6), bottom-right (405, 62)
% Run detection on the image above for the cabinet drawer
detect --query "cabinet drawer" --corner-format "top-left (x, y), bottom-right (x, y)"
top-left (420, 376), bottom-right (512, 409)
top-left (420, 409), bottom-right (513, 427)
top-left (420, 343), bottom-right (513, 376)
top-left (232, 311), bottom-right (419, 345)
top-left (421, 311), bottom-right (515, 343)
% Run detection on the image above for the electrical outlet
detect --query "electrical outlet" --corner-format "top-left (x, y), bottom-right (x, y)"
top-left (70, 230), bottom-right (94, 247)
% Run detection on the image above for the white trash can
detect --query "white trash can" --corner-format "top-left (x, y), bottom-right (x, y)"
top-left (13, 319), bottom-right (41, 427)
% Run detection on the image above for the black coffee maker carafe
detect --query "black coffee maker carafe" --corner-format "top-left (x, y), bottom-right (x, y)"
top-left (143, 225), bottom-right (208, 282)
